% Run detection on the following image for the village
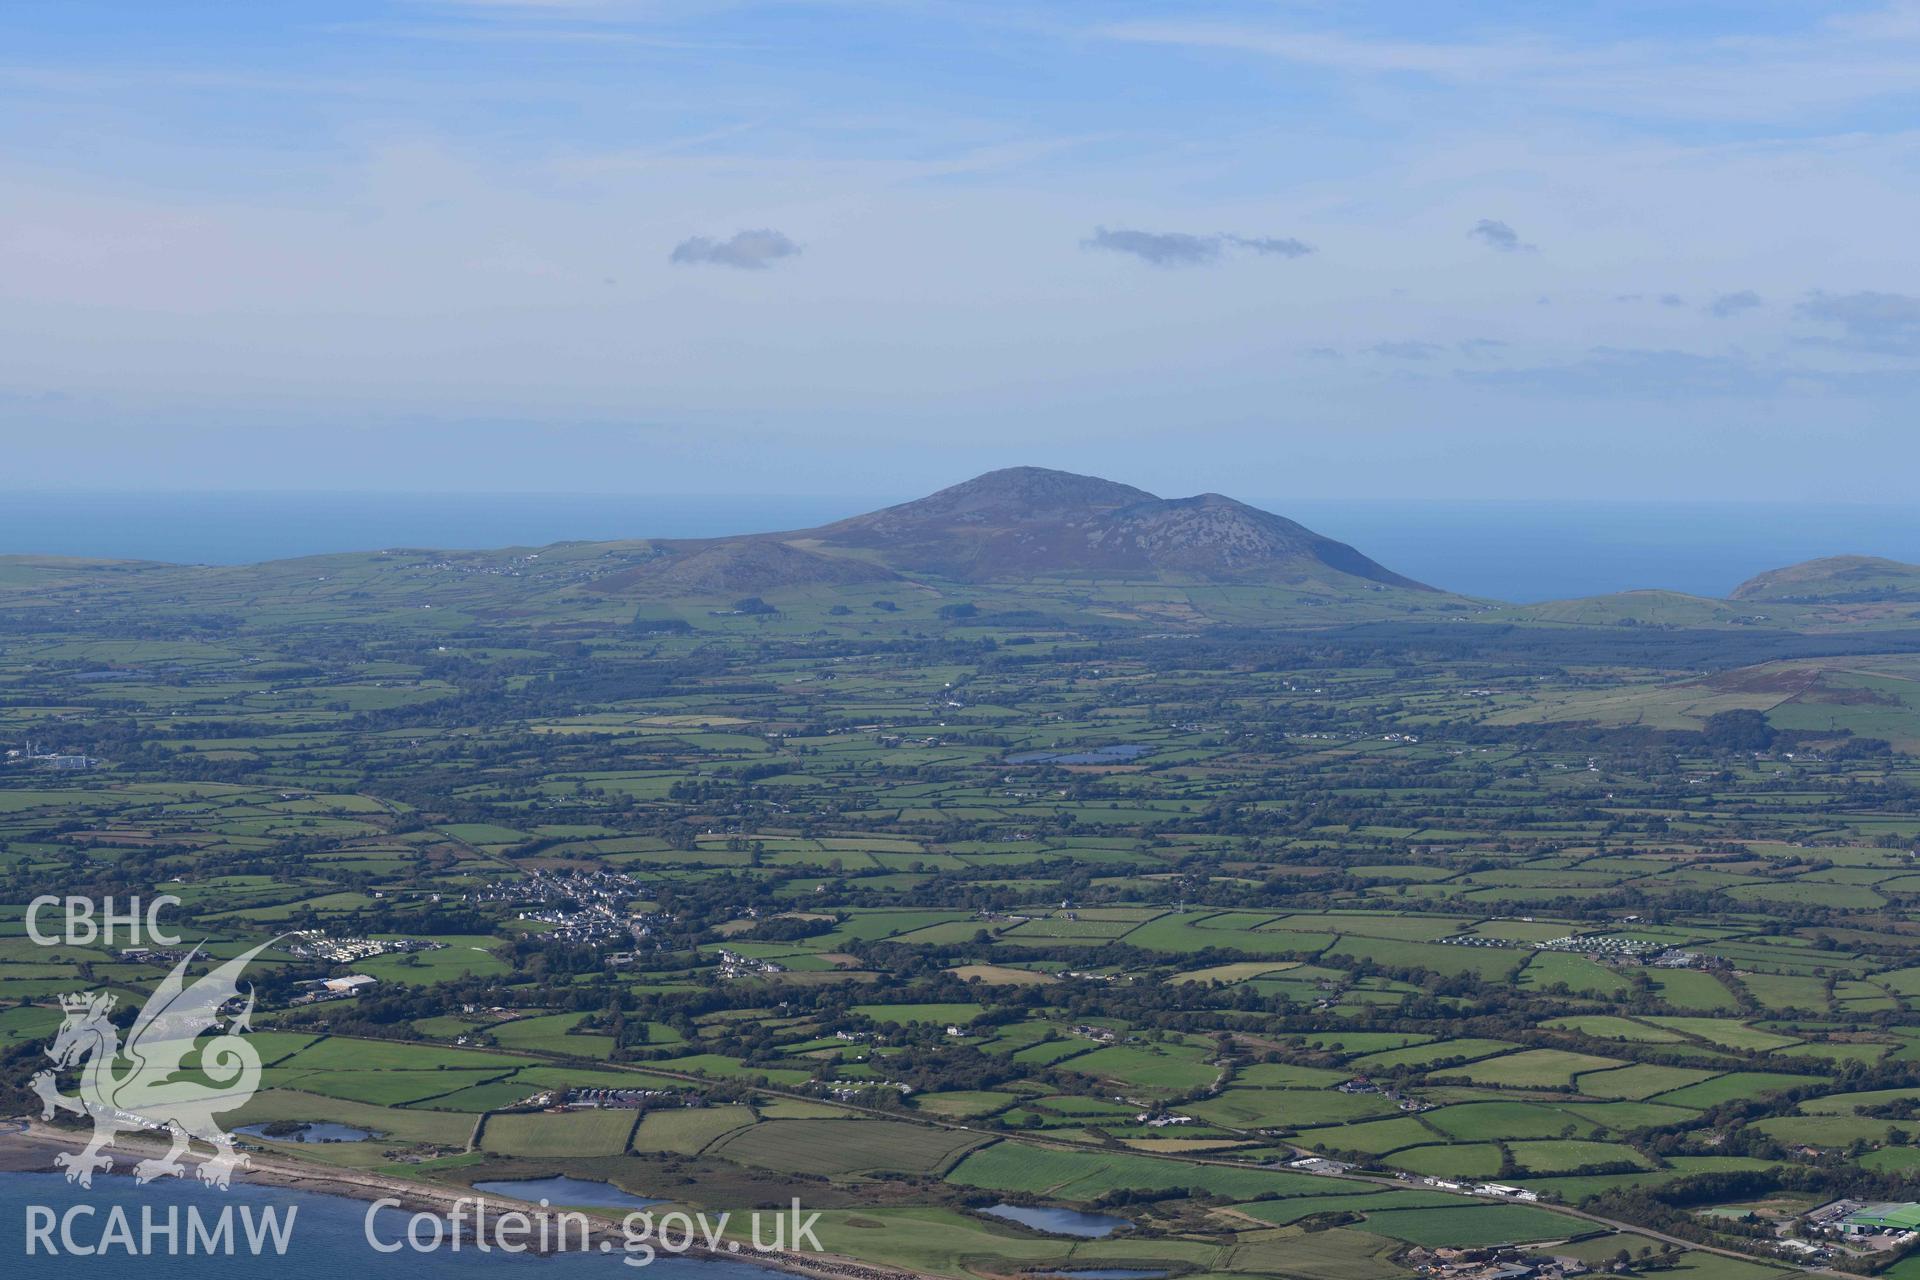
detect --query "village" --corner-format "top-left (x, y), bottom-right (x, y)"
top-left (466, 868), bottom-right (648, 947)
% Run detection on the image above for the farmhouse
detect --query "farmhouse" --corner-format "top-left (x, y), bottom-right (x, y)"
top-left (1473, 1183), bottom-right (1540, 1202)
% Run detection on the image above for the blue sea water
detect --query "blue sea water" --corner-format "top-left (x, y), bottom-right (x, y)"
top-left (1276, 499), bottom-right (1920, 603)
top-left (1, 1171), bottom-right (788, 1278)
top-left (1, 491), bottom-right (1915, 604)
top-left (0, 492), bottom-right (855, 567)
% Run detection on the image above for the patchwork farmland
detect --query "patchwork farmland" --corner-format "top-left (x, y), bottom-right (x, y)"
top-left (7, 534), bottom-right (1920, 1280)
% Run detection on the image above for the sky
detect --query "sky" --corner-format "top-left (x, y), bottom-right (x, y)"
top-left (5, 1), bottom-right (1920, 502)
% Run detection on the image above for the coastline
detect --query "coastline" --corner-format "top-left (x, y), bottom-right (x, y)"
top-left (0, 1119), bottom-right (933, 1280)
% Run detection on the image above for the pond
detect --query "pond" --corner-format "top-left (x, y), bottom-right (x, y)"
top-left (981, 1204), bottom-right (1128, 1237)
top-left (470, 1176), bottom-right (666, 1211)
top-left (235, 1121), bottom-right (378, 1143)
top-left (1005, 744), bottom-right (1153, 765)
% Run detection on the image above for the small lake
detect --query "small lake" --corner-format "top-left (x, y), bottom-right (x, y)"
top-left (1005, 744), bottom-right (1153, 765)
top-left (236, 1122), bottom-right (377, 1143)
top-left (471, 1176), bottom-right (665, 1210)
top-left (981, 1204), bottom-right (1127, 1237)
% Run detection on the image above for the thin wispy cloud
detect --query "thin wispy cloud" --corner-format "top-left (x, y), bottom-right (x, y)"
top-left (1083, 228), bottom-right (1218, 266)
top-left (405, 0), bottom-right (629, 9)
top-left (1096, 10), bottom-right (1920, 123)
top-left (1707, 290), bottom-right (1763, 318)
top-left (669, 229), bottom-right (801, 270)
top-left (1096, 21), bottom-right (1548, 79)
top-left (1460, 348), bottom-right (1786, 398)
top-left (1798, 289), bottom-right (1920, 351)
top-left (1227, 235), bottom-right (1313, 258)
top-left (1373, 340), bottom-right (1444, 360)
top-left (1083, 227), bottom-right (1314, 267)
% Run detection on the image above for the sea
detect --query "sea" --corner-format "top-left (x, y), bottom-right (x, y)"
top-left (0, 1170), bottom-right (792, 1278)
top-left (2, 491), bottom-right (1916, 604)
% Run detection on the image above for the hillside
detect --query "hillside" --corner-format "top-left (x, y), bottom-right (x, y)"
top-left (602, 540), bottom-right (899, 595)
top-left (1730, 555), bottom-right (1920, 604)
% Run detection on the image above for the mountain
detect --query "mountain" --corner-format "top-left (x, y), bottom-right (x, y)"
top-left (0, 468), bottom-right (1450, 629)
top-left (777, 466), bottom-right (1433, 589)
top-left (1730, 555), bottom-right (1920, 604)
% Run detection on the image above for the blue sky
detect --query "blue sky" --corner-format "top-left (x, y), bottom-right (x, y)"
top-left (5, 1), bottom-right (1920, 501)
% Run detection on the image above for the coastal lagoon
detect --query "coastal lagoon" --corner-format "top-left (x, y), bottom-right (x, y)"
top-left (979, 1204), bottom-right (1127, 1238)
top-left (236, 1123), bottom-right (378, 1144)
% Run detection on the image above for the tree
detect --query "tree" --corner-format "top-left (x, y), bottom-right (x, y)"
top-left (1702, 710), bottom-right (1774, 751)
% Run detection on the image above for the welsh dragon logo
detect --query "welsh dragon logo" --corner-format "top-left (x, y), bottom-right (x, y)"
top-left (31, 941), bottom-right (274, 1190)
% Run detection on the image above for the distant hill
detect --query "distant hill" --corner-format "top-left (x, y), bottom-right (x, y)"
top-left (0, 469), bottom-right (1460, 630)
top-left (1730, 556), bottom-right (1920, 604)
top-left (775, 466), bottom-right (1434, 589)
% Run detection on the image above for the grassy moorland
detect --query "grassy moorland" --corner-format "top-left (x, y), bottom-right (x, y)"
top-left (6, 511), bottom-right (1920, 1280)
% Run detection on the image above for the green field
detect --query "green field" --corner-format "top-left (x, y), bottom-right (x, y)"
top-left (1362, 1204), bottom-right (1588, 1245)
top-left (710, 1118), bottom-right (985, 1175)
top-left (481, 1109), bottom-right (638, 1157)
top-left (949, 1140), bottom-right (1335, 1200)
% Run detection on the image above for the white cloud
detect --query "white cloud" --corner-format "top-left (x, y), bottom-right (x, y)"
top-left (1082, 227), bottom-right (1314, 266)
top-left (1469, 219), bottom-right (1531, 252)
top-left (669, 228), bottom-right (801, 269)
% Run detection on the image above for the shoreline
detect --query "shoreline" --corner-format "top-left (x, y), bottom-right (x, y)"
top-left (0, 1119), bottom-right (934, 1280)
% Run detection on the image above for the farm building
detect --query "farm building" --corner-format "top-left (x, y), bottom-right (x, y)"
top-left (1842, 1204), bottom-right (1920, 1235)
